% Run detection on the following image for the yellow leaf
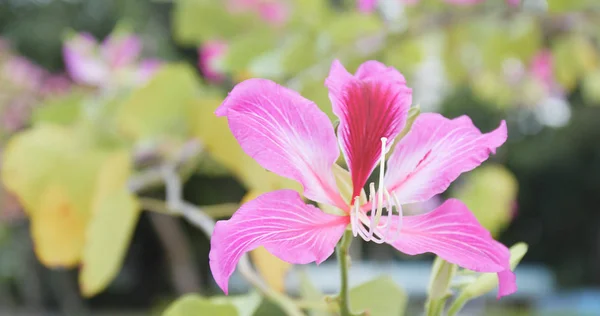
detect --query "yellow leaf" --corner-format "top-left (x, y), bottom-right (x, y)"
top-left (31, 185), bottom-right (88, 267)
top-left (80, 151), bottom-right (139, 297)
top-left (2, 125), bottom-right (72, 213)
top-left (190, 98), bottom-right (301, 193)
top-left (80, 189), bottom-right (140, 297)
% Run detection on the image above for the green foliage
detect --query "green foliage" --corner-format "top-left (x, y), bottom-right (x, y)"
top-left (349, 277), bottom-right (407, 316)
top-left (163, 294), bottom-right (238, 316)
top-left (32, 90), bottom-right (86, 125)
top-left (117, 63), bottom-right (201, 141)
top-left (451, 164), bottom-right (518, 237)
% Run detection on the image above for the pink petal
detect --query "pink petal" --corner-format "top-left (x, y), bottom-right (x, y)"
top-left (209, 190), bottom-right (349, 294)
top-left (198, 40), bottom-right (228, 84)
top-left (357, 0), bottom-right (377, 13)
top-left (257, 1), bottom-right (289, 26)
top-left (216, 79), bottom-right (345, 208)
top-left (101, 34), bottom-right (142, 69)
top-left (325, 60), bottom-right (412, 199)
top-left (388, 199), bottom-right (516, 298)
top-left (385, 113), bottom-right (507, 204)
top-left (354, 60), bottom-right (407, 84)
top-left (63, 33), bottom-right (108, 86)
top-left (136, 58), bottom-right (162, 84)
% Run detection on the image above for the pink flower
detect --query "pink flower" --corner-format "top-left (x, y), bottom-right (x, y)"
top-left (198, 40), bottom-right (228, 84)
top-left (63, 32), bottom-right (160, 88)
top-left (226, 0), bottom-right (289, 26)
top-left (530, 50), bottom-right (554, 93)
top-left (209, 60), bottom-right (516, 298)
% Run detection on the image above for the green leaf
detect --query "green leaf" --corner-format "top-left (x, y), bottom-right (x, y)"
top-left (163, 294), bottom-right (238, 316)
top-left (289, 0), bottom-right (333, 29)
top-left (383, 38), bottom-right (424, 76)
top-left (582, 70), bottom-right (600, 105)
top-left (451, 164), bottom-right (518, 237)
top-left (173, 0), bottom-right (262, 45)
top-left (547, 0), bottom-right (588, 12)
top-left (211, 291), bottom-right (262, 316)
top-left (223, 29), bottom-right (277, 73)
top-left (79, 152), bottom-right (140, 297)
top-left (32, 90), bottom-right (86, 126)
top-left (117, 63), bottom-right (200, 141)
top-left (298, 270), bottom-right (330, 316)
top-left (349, 277), bottom-right (407, 316)
top-left (425, 257), bottom-right (457, 316)
top-left (280, 33), bottom-right (319, 74)
top-left (323, 12), bottom-right (382, 49)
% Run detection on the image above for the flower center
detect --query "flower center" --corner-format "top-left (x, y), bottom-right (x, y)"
top-left (350, 137), bottom-right (403, 244)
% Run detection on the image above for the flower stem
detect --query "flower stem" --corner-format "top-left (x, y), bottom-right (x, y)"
top-left (336, 229), bottom-right (362, 316)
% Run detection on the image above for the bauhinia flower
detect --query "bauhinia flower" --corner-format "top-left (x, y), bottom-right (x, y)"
top-left (63, 32), bottom-right (161, 89)
top-left (210, 60), bottom-right (516, 298)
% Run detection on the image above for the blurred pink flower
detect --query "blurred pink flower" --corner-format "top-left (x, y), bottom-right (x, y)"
top-left (2, 56), bottom-right (46, 91)
top-left (40, 74), bottom-right (72, 96)
top-left (209, 59), bottom-right (516, 298)
top-left (198, 40), bottom-right (228, 84)
top-left (226, 0), bottom-right (289, 26)
top-left (530, 50), bottom-right (554, 93)
top-left (63, 32), bottom-right (161, 88)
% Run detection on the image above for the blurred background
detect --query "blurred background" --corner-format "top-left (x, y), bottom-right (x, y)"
top-left (1, 0), bottom-right (600, 315)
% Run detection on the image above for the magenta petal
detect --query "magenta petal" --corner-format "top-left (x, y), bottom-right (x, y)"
top-left (216, 79), bottom-right (345, 208)
top-left (386, 113), bottom-right (507, 204)
top-left (388, 199), bottom-right (515, 297)
top-left (101, 34), bottom-right (142, 69)
top-left (325, 60), bottom-right (411, 199)
top-left (357, 0), bottom-right (377, 13)
top-left (354, 60), bottom-right (407, 84)
top-left (209, 190), bottom-right (349, 294)
top-left (63, 33), bottom-right (108, 86)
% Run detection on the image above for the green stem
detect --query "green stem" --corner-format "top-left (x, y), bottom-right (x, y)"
top-left (336, 230), bottom-right (362, 316)
top-left (446, 293), bottom-right (469, 316)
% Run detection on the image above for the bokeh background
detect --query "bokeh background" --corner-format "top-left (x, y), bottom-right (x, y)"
top-left (1, 0), bottom-right (600, 315)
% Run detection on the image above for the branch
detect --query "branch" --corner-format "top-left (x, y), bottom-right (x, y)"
top-left (134, 156), bottom-right (305, 316)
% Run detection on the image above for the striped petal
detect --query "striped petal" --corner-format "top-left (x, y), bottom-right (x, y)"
top-left (209, 190), bottom-right (349, 294)
top-left (216, 79), bottom-right (345, 208)
top-left (385, 113), bottom-right (507, 204)
top-left (325, 60), bottom-right (412, 199)
top-left (388, 199), bottom-right (516, 298)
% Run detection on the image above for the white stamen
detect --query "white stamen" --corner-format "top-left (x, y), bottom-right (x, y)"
top-left (349, 137), bottom-right (406, 244)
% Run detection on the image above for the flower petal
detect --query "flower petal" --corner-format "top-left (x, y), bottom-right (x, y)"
top-left (209, 190), bottom-right (349, 294)
top-left (385, 113), bottom-right (507, 204)
top-left (101, 34), bottom-right (142, 69)
top-left (216, 79), bottom-right (345, 208)
top-left (325, 61), bottom-right (412, 199)
top-left (388, 198), bottom-right (516, 298)
top-left (63, 33), bottom-right (108, 86)
top-left (357, 0), bottom-right (377, 13)
top-left (354, 60), bottom-right (407, 84)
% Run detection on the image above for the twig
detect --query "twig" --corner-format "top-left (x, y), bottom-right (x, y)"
top-left (152, 163), bottom-right (305, 316)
